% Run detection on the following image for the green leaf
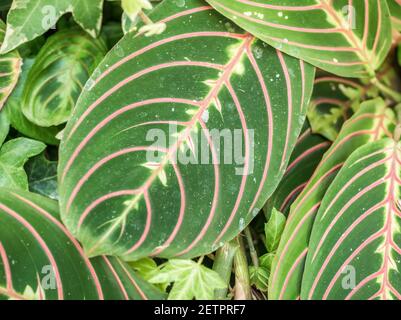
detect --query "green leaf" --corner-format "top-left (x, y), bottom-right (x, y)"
top-left (1, 0), bottom-right (105, 53)
top-left (58, 0), bottom-right (315, 260)
top-left (129, 257), bottom-right (169, 291)
top-left (249, 266), bottom-right (269, 292)
top-left (25, 153), bottom-right (58, 200)
top-left (148, 259), bottom-right (226, 300)
top-left (269, 98), bottom-right (396, 300)
top-left (388, 0), bottom-right (401, 31)
top-left (0, 188), bottom-right (165, 300)
top-left (264, 208), bottom-right (286, 253)
top-left (302, 138), bottom-right (401, 300)
top-left (0, 110), bottom-right (9, 146)
top-left (308, 72), bottom-right (381, 141)
top-left (0, 19), bottom-right (21, 111)
top-left (22, 30), bottom-right (107, 127)
top-left (4, 57), bottom-right (60, 145)
top-left (259, 252), bottom-right (275, 272)
top-left (207, 0), bottom-right (392, 77)
top-left (0, 137), bottom-right (45, 190)
top-left (264, 122), bottom-right (330, 217)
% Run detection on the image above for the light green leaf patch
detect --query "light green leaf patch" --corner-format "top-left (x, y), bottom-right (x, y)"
top-left (148, 259), bottom-right (226, 300)
top-left (265, 208), bottom-right (286, 253)
top-left (1, 0), bottom-right (105, 53)
top-left (0, 137), bottom-right (45, 189)
top-left (249, 266), bottom-right (269, 292)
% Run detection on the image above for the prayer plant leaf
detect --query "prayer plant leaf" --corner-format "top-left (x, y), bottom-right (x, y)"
top-left (0, 188), bottom-right (165, 300)
top-left (269, 98), bottom-right (396, 300)
top-left (4, 57), bottom-right (60, 145)
top-left (58, 0), bottom-right (315, 260)
top-left (302, 138), bottom-right (401, 300)
top-left (21, 30), bottom-right (107, 127)
top-left (264, 123), bottom-right (330, 217)
top-left (207, 0), bottom-right (393, 78)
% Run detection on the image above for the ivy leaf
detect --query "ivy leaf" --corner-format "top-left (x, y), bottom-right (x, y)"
top-left (0, 137), bottom-right (45, 190)
top-left (265, 208), bottom-right (286, 253)
top-left (25, 153), bottom-right (58, 200)
top-left (148, 259), bottom-right (226, 300)
top-left (129, 257), bottom-right (168, 292)
top-left (249, 266), bottom-right (269, 292)
top-left (1, 0), bottom-right (105, 53)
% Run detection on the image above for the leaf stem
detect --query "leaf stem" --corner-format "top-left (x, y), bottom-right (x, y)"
top-left (233, 235), bottom-right (252, 300)
top-left (244, 227), bottom-right (259, 268)
top-left (371, 78), bottom-right (401, 103)
top-left (212, 240), bottom-right (239, 299)
top-left (138, 10), bottom-right (153, 25)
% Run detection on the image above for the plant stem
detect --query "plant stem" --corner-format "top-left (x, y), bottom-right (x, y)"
top-left (212, 240), bottom-right (239, 300)
top-left (371, 78), bottom-right (401, 103)
top-left (138, 11), bottom-right (153, 25)
top-left (233, 235), bottom-right (252, 300)
top-left (244, 227), bottom-right (259, 268)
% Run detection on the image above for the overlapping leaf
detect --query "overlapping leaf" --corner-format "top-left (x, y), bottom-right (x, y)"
top-left (4, 58), bottom-right (60, 145)
top-left (264, 123), bottom-right (330, 217)
top-left (0, 19), bottom-right (21, 111)
top-left (308, 73), bottom-right (380, 141)
top-left (58, 0), bottom-right (315, 260)
top-left (388, 0), bottom-right (401, 31)
top-left (0, 188), bottom-right (165, 300)
top-left (1, 0), bottom-right (105, 53)
top-left (22, 30), bottom-right (107, 127)
top-left (269, 98), bottom-right (396, 300)
top-left (302, 138), bottom-right (401, 300)
top-left (207, 0), bottom-right (392, 77)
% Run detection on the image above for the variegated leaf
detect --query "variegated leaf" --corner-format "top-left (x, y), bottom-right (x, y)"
top-left (269, 98), bottom-right (396, 299)
top-left (207, 0), bottom-right (392, 77)
top-left (302, 138), bottom-right (401, 300)
top-left (0, 19), bottom-right (21, 111)
top-left (0, 188), bottom-right (165, 300)
top-left (22, 30), bottom-right (107, 127)
top-left (58, 0), bottom-right (315, 260)
top-left (0, 0), bottom-right (105, 54)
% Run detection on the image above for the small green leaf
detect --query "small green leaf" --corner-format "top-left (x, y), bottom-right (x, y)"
top-left (0, 138), bottom-right (45, 190)
top-left (265, 208), bottom-right (286, 253)
top-left (148, 259), bottom-right (226, 300)
top-left (249, 266), bottom-right (269, 292)
top-left (259, 253), bottom-right (275, 272)
top-left (25, 153), bottom-right (58, 200)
